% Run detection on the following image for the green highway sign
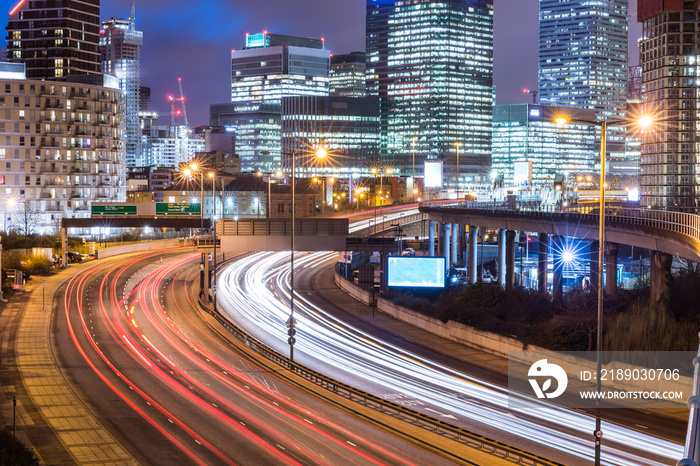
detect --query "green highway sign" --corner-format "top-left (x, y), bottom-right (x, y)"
top-left (91, 205), bottom-right (138, 216)
top-left (156, 202), bottom-right (201, 216)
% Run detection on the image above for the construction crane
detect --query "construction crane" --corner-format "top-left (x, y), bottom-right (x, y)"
top-left (523, 88), bottom-right (538, 104)
top-left (167, 77), bottom-right (189, 137)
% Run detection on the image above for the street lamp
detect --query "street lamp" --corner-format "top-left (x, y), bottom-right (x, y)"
top-left (555, 113), bottom-right (652, 466)
top-left (261, 148), bottom-right (327, 361)
top-left (411, 137), bottom-right (417, 201)
top-left (184, 163), bottom-right (204, 234)
top-left (455, 141), bottom-right (461, 193)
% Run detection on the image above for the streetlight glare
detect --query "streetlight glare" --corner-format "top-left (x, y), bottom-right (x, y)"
top-left (208, 172), bottom-right (214, 178)
top-left (316, 148), bottom-right (327, 159)
top-left (554, 116), bottom-right (569, 125)
top-left (638, 115), bottom-right (653, 128)
top-left (184, 168), bottom-right (191, 177)
top-left (190, 163), bottom-right (198, 171)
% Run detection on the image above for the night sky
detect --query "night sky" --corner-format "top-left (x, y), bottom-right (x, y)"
top-left (2, 0), bottom-right (643, 127)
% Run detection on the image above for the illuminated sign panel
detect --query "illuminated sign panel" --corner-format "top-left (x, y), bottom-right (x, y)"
top-left (424, 161), bottom-right (443, 189)
top-left (155, 202), bottom-right (201, 216)
top-left (91, 205), bottom-right (138, 216)
top-left (513, 160), bottom-right (532, 186)
top-left (387, 257), bottom-right (445, 288)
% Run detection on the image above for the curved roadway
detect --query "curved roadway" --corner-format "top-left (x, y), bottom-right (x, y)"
top-left (216, 214), bottom-right (684, 466)
top-left (54, 249), bottom-right (458, 465)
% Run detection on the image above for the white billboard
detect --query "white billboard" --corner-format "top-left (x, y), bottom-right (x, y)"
top-left (424, 161), bottom-right (443, 189)
top-left (514, 160), bottom-right (533, 186)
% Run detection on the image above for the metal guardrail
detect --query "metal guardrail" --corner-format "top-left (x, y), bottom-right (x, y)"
top-left (679, 335), bottom-right (700, 466)
top-left (196, 255), bottom-right (563, 466)
top-left (348, 212), bottom-right (427, 238)
top-left (420, 201), bottom-right (700, 249)
top-left (217, 218), bottom-right (349, 237)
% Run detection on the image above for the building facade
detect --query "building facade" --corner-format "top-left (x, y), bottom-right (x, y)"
top-left (210, 102), bottom-right (281, 173)
top-left (330, 52), bottom-right (366, 98)
top-left (638, 0), bottom-right (700, 207)
top-left (366, 0), bottom-right (494, 187)
top-left (6, 0), bottom-right (101, 80)
top-left (141, 124), bottom-right (204, 169)
top-left (492, 104), bottom-right (597, 187)
top-left (231, 32), bottom-right (330, 104)
top-left (0, 63), bottom-right (126, 234)
top-left (538, 0), bottom-right (628, 120)
top-left (281, 96), bottom-right (380, 179)
top-left (101, 9), bottom-right (143, 168)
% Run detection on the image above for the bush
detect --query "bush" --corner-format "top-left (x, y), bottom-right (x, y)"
top-left (0, 427), bottom-right (39, 465)
top-left (25, 256), bottom-right (52, 276)
top-left (605, 299), bottom-right (697, 351)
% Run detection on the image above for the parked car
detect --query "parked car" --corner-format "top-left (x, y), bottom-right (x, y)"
top-left (66, 252), bottom-right (82, 264)
top-left (481, 271), bottom-right (493, 283)
top-left (401, 248), bottom-right (416, 256)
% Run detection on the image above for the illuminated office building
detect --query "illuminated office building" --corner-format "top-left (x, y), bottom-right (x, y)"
top-left (330, 52), bottom-right (366, 98)
top-left (231, 32), bottom-right (330, 104)
top-left (101, 5), bottom-right (143, 167)
top-left (6, 0), bottom-right (101, 80)
top-left (492, 104), bottom-right (597, 186)
top-left (281, 96), bottom-right (380, 178)
top-left (210, 102), bottom-right (281, 173)
top-left (366, 0), bottom-right (494, 187)
top-left (638, 1), bottom-right (700, 207)
top-left (538, 0), bottom-right (628, 119)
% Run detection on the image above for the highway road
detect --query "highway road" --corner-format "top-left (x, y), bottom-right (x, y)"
top-left (215, 211), bottom-right (685, 466)
top-left (54, 248), bottom-right (463, 465)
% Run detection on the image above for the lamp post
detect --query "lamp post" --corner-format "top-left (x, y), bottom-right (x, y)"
top-left (411, 137), bottom-right (417, 201)
top-left (261, 148), bottom-right (327, 361)
top-left (455, 141), bottom-right (461, 194)
top-left (555, 113), bottom-right (652, 466)
top-left (185, 163), bottom-right (204, 234)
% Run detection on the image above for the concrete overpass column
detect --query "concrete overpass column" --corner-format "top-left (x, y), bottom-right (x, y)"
top-left (497, 229), bottom-right (506, 287)
top-left (443, 222), bottom-right (451, 272)
top-left (505, 230), bottom-right (516, 289)
top-left (428, 220), bottom-right (436, 257)
top-left (589, 240), bottom-right (599, 295)
top-left (537, 233), bottom-right (549, 295)
top-left (605, 242), bottom-right (619, 299)
top-left (469, 226), bottom-right (479, 284)
top-left (650, 251), bottom-right (672, 302)
top-left (451, 223), bottom-right (459, 266)
top-left (552, 235), bottom-right (564, 302)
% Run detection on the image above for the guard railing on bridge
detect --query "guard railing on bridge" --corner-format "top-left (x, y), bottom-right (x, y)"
top-left (420, 201), bottom-right (700, 249)
top-left (348, 212), bottom-right (427, 238)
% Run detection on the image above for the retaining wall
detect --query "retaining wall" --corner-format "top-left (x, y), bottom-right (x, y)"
top-left (95, 238), bottom-right (186, 260)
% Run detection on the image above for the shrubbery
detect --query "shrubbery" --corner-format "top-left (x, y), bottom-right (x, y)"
top-left (0, 428), bottom-right (38, 465)
top-left (391, 271), bottom-right (700, 352)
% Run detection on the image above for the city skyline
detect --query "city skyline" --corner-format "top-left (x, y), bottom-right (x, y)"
top-left (1, 0), bottom-right (644, 128)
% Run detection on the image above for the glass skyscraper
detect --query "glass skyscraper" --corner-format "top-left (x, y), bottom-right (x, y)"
top-left (6, 0), bottom-right (101, 80)
top-left (366, 0), bottom-right (494, 187)
top-left (231, 32), bottom-right (330, 104)
top-left (638, 1), bottom-right (700, 207)
top-left (538, 0), bottom-right (629, 120)
top-left (492, 104), bottom-right (597, 187)
top-left (101, 7), bottom-right (143, 168)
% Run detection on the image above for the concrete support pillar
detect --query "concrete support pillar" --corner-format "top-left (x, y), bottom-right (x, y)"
top-left (505, 230), bottom-right (516, 289)
top-left (61, 227), bottom-right (68, 268)
top-left (552, 235), bottom-right (564, 301)
top-left (380, 252), bottom-right (388, 296)
top-left (443, 222), bottom-right (451, 271)
top-left (469, 226), bottom-right (479, 284)
top-left (537, 232), bottom-right (549, 295)
top-left (605, 242), bottom-right (619, 299)
top-left (497, 229), bottom-right (507, 287)
top-left (650, 251), bottom-right (672, 303)
top-left (589, 240), bottom-right (600, 295)
top-left (428, 220), bottom-right (436, 257)
top-left (451, 223), bottom-right (459, 266)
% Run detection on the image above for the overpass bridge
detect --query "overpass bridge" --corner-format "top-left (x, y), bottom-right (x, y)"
top-left (419, 202), bottom-right (700, 302)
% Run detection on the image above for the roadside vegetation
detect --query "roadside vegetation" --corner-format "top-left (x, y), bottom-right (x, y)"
top-left (0, 428), bottom-right (39, 465)
top-left (393, 269), bottom-right (700, 352)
